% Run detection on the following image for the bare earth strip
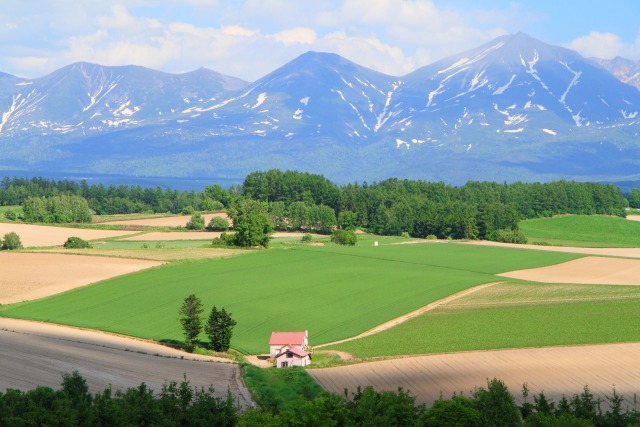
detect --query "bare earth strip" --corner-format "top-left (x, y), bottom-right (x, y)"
top-left (123, 231), bottom-right (223, 241)
top-left (462, 240), bottom-right (640, 258)
top-left (0, 223), bottom-right (139, 247)
top-left (0, 253), bottom-right (163, 304)
top-left (101, 213), bottom-right (231, 228)
top-left (0, 318), bottom-right (253, 407)
top-left (316, 283), bottom-right (498, 348)
top-left (309, 343), bottom-right (640, 407)
top-left (499, 256), bottom-right (640, 285)
top-left (122, 231), bottom-right (313, 241)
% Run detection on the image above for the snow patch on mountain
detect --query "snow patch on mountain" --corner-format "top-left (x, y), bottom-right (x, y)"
top-left (493, 75), bottom-right (517, 95)
top-left (300, 97), bottom-right (310, 106)
top-left (251, 93), bottom-right (268, 109)
top-left (559, 62), bottom-right (582, 103)
top-left (542, 128), bottom-right (557, 135)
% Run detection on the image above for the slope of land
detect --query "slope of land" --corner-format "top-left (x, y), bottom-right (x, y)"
top-left (0, 252), bottom-right (162, 304)
top-left (0, 318), bottom-right (253, 407)
top-left (310, 343), bottom-right (640, 408)
top-left (0, 223), bottom-right (139, 247)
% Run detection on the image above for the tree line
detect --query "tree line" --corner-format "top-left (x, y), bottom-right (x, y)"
top-left (1, 373), bottom-right (638, 426)
top-left (1, 171), bottom-right (628, 241)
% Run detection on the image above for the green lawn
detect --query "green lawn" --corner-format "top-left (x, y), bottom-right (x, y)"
top-left (519, 215), bottom-right (640, 247)
top-left (329, 283), bottom-right (640, 357)
top-left (0, 243), bottom-right (580, 354)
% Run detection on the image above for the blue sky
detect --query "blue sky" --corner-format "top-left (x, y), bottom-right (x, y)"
top-left (1, 1), bottom-right (639, 81)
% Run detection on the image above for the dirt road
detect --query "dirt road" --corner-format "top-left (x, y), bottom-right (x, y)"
top-left (0, 318), bottom-right (253, 407)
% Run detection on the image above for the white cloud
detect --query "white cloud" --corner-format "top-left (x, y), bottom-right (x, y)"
top-left (3, 0), bottom-right (634, 84)
top-left (270, 28), bottom-right (317, 46)
top-left (566, 32), bottom-right (626, 58)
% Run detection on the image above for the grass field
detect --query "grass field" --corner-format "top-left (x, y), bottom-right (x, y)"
top-left (0, 243), bottom-right (580, 354)
top-left (328, 282), bottom-right (640, 357)
top-left (519, 215), bottom-right (640, 247)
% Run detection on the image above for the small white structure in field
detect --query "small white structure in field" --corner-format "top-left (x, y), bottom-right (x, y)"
top-left (374, 241), bottom-right (378, 246)
top-left (269, 330), bottom-right (311, 368)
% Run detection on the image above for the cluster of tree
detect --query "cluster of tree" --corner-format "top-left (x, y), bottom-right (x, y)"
top-left (22, 195), bottom-right (92, 223)
top-left (4, 373), bottom-right (640, 426)
top-left (1, 231), bottom-right (22, 250)
top-left (242, 171), bottom-right (627, 240)
top-left (330, 229), bottom-right (358, 246)
top-left (2, 172), bottom-right (629, 241)
top-left (0, 177), bottom-right (233, 215)
top-left (178, 295), bottom-right (237, 353)
top-left (63, 236), bottom-right (93, 249)
top-left (0, 371), bottom-right (239, 426)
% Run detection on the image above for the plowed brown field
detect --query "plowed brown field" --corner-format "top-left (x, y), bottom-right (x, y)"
top-left (499, 256), bottom-right (640, 285)
top-left (310, 343), bottom-right (640, 407)
top-left (0, 252), bottom-right (162, 303)
top-left (101, 213), bottom-right (231, 227)
top-left (0, 223), bottom-right (138, 247)
top-left (0, 318), bottom-right (253, 407)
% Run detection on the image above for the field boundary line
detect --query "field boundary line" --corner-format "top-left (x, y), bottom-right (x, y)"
top-left (315, 282), bottom-right (500, 348)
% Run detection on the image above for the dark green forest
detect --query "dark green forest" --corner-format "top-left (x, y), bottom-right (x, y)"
top-left (2, 372), bottom-right (638, 426)
top-left (1, 170), bottom-right (627, 240)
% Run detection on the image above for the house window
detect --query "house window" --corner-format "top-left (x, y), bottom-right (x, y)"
top-left (286, 352), bottom-right (293, 358)
top-left (281, 362), bottom-right (288, 368)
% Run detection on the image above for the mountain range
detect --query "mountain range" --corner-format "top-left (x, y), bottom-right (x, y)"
top-left (1, 32), bottom-right (639, 185)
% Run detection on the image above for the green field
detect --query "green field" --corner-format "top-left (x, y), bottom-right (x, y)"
top-left (328, 282), bottom-right (640, 357)
top-left (0, 243), bottom-right (580, 354)
top-left (519, 215), bottom-right (640, 247)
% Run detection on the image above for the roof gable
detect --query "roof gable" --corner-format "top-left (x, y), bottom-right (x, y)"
top-left (269, 331), bottom-right (306, 346)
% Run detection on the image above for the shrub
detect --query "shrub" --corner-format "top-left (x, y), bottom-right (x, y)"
top-left (207, 216), bottom-right (230, 231)
top-left (181, 205), bottom-right (195, 215)
top-left (63, 236), bottom-right (92, 249)
top-left (331, 229), bottom-right (357, 246)
top-left (426, 234), bottom-right (438, 240)
top-left (4, 209), bottom-right (17, 221)
top-left (401, 231), bottom-right (411, 238)
top-left (2, 232), bottom-right (23, 250)
top-left (488, 229), bottom-right (528, 244)
top-left (301, 233), bottom-right (313, 242)
top-left (186, 213), bottom-right (205, 230)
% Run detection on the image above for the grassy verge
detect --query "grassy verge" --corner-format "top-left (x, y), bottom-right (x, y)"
top-left (0, 243), bottom-right (580, 354)
top-left (519, 215), bottom-right (640, 247)
top-left (329, 282), bottom-right (640, 358)
top-left (242, 364), bottom-right (324, 411)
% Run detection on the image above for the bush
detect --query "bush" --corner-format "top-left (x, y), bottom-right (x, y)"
top-left (488, 229), bottom-right (528, 244)
top-left (63, 236), bottom-right (92, 249)
top-left (181, 205), bottom-right (195, 215)
top-left (2, 232), bottom-right (23, 250)
top-left (331, 229), bottom-right (357, 246)
top-left (207, 216), bottom-right (230, 231)
top-left (401, 231), bottom-right (411, 238)
top-left (4, 209), bottom-right (16, 221)
top-left (301, 233), bottom-right (313, 242)
top-left (186, 213), bottom-right (205, 230)
top-left (426, 234), bottom-right (438, 240)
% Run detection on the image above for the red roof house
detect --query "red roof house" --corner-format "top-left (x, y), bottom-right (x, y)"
top-left (269, 330), bottom-right (310, 367)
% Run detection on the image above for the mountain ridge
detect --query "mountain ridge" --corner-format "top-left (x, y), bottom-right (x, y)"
top-left (0, 33), bottom-right (639, 185)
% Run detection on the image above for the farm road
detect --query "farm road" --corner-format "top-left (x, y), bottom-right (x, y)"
top-left (0, 318), bottom-right (253, 407)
